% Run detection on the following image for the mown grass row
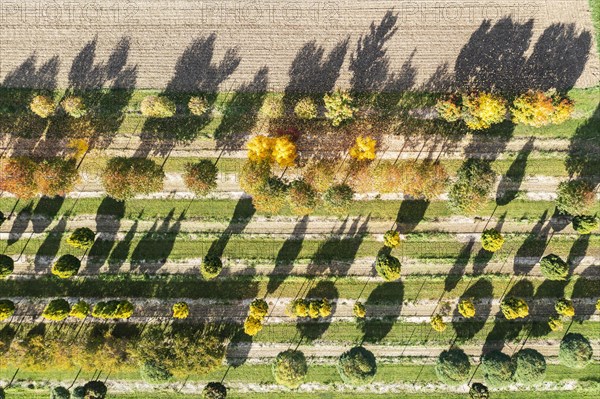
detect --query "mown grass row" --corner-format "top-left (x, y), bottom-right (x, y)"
top-left (3, 197), bottom-right (598, 223)
top-left (0, 274), bottom-right (596, 302)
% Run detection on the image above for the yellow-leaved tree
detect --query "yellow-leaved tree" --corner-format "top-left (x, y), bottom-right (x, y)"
top-left (349, 136), bottom-right (377, 161)
top-left (247, 135), bottom-right (297, 167)
top-left (272, 136), bottom-right (297, 167)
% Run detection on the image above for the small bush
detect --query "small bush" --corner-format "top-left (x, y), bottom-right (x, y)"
top-left (337, 346), bottom-right (377, 385)
top-left (140, 95), bottom-right (176, 118)
top-left (548, 316), bottom-right (564, 332)
top-left (349, 136), bottom-right (377, 161)
top-left (92, 300), bottom-right (134, 319)
top-left (201, 255), bottom-right (223, 280)
top-left (172, 302), bottom-right (190, 319)
top-left (572, 215), bottom-right (599, 234)
top-left (34, 158), bottom-right (80, 197)
top-left (458, 298), bottom-right (476, 318)
top-left (260, 95), bottom-right (285, 119)
top-left (449, 159), bottom-right (496, 214)
top-left (353, 302), bottom-right (366, 318)
top-left (435, 348), bottom-right (471, 385)
top-left (203, 382), bottom-right (227, 399)
top-left (559, 333), bottom-right (593, 369)
top-left (287, 299), bottom-right (309, 318)
top-left (184, 160), bottom-right (218, 196)
top-left (430, 314), bottom-right (447, 332)
top-left (51, 386), bottom-right (71, 399)
top-left (469, 383), bottom-right (489, 399)
top-left (249, 299), bottom-right (269, 320)
top-left (102, 157), bottom-right (164, 201)
top-left (243, 316), bottom-right (263, 336)
top-left (69, 301), bottom-right (90, 319)
top-left (0, 255), bottom-right (14, 279)
top-left (140, 360), bottom-right (172, 383)
top-left (252, 176), bottom-right (289, 214)
top-left (462, 92), bottom-right (507, 130)
top-left (323, 184), bottom-right (354, 214)
top-left (272, 350), bottom-right (308, 389)
top-left (375, 253), bottom-right (401, 281)
top-left (555, 180), bottom-right (595, 216)
top-left (481, 229), bottom-right (505, 252)
top-left (318, 299), bottom-right (332, 318)
top-left (51, 254), bottom-right (81, 279)
top-left (82, 380), bottom-right (107, 399)
top-left (511, 90), bottom-right (574, 127)
top-left (247, 135), bottom-right (275, 163)
top-left (67, 227), bottom-right (95, 250)
top-left (555, 298), bottom-right (575, 317)
top-left (512, 348), bottom-right (546, 385)
top-left (0, 157), bottom-right (39, 199)
top-left (481, 350), bottom-right (514, 387)
top-left (383, 230), bottom-right (400, 248)
top-left (539, 254), bottom-right (569, 281)
top-left (30, 94), bottom-right (55, 118)
top-left (302, 160), bottom-right (335, 192)
top-left (294, 97), bottom-right (317, 120)
top-left (500, 297), bottom-right (529, 320)
top-left (43, 299), bottom-right (71, 321)
top-left (188, 96), bottom-right (209, 116)
top-left (61, 96), bottom-right (87, 118)
top-left (0, 299), bottom-right (16, 321)
top-left (436, 95), bottom-right (462, 122)
top-left (239, 160), bottom-right (271, 196)
top-left (288, 180), bottom-right (319, 215)
top-left (324, 90), bottom-right (357, 126)
top-left (272, 136), bottom-right (297, 167)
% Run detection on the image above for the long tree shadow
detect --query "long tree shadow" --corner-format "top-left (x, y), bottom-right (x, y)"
top-left (530, 278), bottom-right (569, 337)
top-left (306, 216), bottom-right (370, 276)
top-left (296, 280), bottom-right (339, 341)
top-left (395, 200), bottom-right (429, 234)
top-left (206, 198), bottom-right (256, 261)
top-left (267, 216), bottom-right (309, 295)
top-left (31, 196), bottom-right (65, 234)
top-left (452, 277), bottom-right (493, 341)
top-left (7, 202), bottom-right (33, 246)
top-left (214, 67), bottom-right (269, 152)
top-left (567, 234), bottom-right (590, 272)
top-left (87, 197), bottom-right (126, 272)
top-left (496, 138), bottom-right (534, 206)
top-left (482, 279), bottom-right (534, 353)
top-left (360, 281), bottom-right (404, 343)
top-left (138, 34), bottom-right (241, 157)
top-left (513, 211), bottom-right (551, 275)
top-left (107, 220), bottom-right (139, 273)
top-left (130, 210), bottom-right (184, 273)
top-left (444, 240), bottom-right (475, 292)
top-left (33, 215), bottom-right (68, 272)
top-left (571, 265), bottom-right (599, 323)
top-left (566, 103), bottom-right (600, 188)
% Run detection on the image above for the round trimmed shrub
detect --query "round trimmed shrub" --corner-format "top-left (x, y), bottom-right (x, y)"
top-left (294, 97), bottom-right (317, 120)
top-left (140, 95), bottom-right (176, 118)
top-left (435, 348), bottom-right (471, 385)
top-left (469, 383), bottom-right (489, 399)
top-left (481, 350), bottom-right (514, 387)
top-left (42, 299), bottom-right (71, 321)
top-left (184, 160), bottom-right (218, 196)
top-left (556, 180), bottom-right (595, 216)
top-left (513, 349), bottom-right (546, 385)
top-left (337, 346), bottom-right (377, 385)
top-left (481, 229), bottom-right (505, 252)
top-left (500, 297), bottom-right (529, 320)
top-left (458, 298), bottom-right (476, 318)
top-left (188, 96), bottom-right (209, 116)
top-left (102, 157), bottom-right (164, 201)
top-left (260, 95), bottom-right (285, 119)
top-left (449, 159), bottom-right (496, 215)
top-left (572, 215), bottom-right (599, 234)
top-left (140, 360), bottom-right (172, 382)
top-left (272, 350), bottom-right (308, 389)
top-left (430, 314), bottom-right (447, 332)
top-left (539, 254), bottom-right (569, 281)
top-left (30, 94), bottom-right (55, 118)
top-left (559, 333), bottom-right (593, 369)
top-left (323, 184), bottom-right (353, 213)
top-left (51, 386), bottom-right (71, 399)
top-left (287, 180), bottom-right (319, 216)
top-left (0, 254), bottom-right (14, 279)
top-left (203, 382), bottom-right (227, 399)
top-left (61, 96), bottom-right (87, 118)
top-left (0, 299), bottom-right (16, 321)
top-left (249, 299), bottom-right (269, 320)
top-left (82, 380), bottom-right (107, 399)
top-left (172, 302), bottom-right (189, 319)
top-left (548, 316), bottom-right (564, 332)
top-left (353, 302), bottom-right (366, 318)
top-left (51, 254), bottom-right (81, 279)
top-left (243, 315), bottom-right (263, 336)
top-left (555, 298), bottom-right (575, 317)
top-left (67, 227), bottom-right (95, 250)
top-left (201, 255), bottom-right (223, 280)
top-left (383, 230), bottom-right (400, 248)
top-left (375, 253), bottom-right (401, 281)
top-left (324, 90), bottom-right (356, 127)
top-left (69, 300), bottom-right (90, 319)
top-left (92, 300), bottom-right (134, 319)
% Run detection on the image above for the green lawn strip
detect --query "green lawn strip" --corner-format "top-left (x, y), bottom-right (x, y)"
top-left (590, 0), bottom-right (600, 50)
top-left (4, 232), bottom-right (597, 264)
top-left (0, 274), bottom-right (596, 302)
top-left (3, 197), bottom-right (597, 223)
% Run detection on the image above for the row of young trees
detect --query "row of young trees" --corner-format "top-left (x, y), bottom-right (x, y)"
top-left (0, 298), bottom-right (134, 322)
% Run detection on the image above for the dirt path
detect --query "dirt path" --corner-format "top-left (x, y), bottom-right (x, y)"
top-left (1, 1), bottom-right (597, 90)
